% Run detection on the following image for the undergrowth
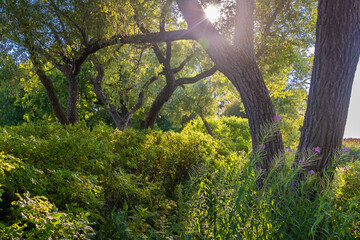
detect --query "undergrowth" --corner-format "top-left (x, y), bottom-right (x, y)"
top-left (0, 121), bottom-right (359, 239)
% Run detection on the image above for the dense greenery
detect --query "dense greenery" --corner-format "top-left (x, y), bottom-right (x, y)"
top-left (1, 0), bottom-right (359, 239)
top-left (0, 121), bottom-right (359, 239)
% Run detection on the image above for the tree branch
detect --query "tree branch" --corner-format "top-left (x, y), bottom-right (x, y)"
top-left (255, 0), bottom-right (290, 59)
top-left (176, 66), bottom-right (217, 86)
top-left (49, 0), bottom-right (89, 46)
top-left (172, 51), bottom-right (196, 74)
top-left (84, 29), bottom-right (195, 56)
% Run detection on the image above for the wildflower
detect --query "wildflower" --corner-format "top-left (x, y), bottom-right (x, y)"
top-left (273, 116), bottom-right (281, 121)
top-left (344, 147), bottom-right (349, 152)
top-left (263, 169), bottom-right (267, 172)
top-left (286, 147), bottom-right (292, 152)
top-left (259, 144), bottom-right (266, 150)
top-left (308, 170), bottom-right (315, 174)
top-left (299, 159), bottom-right (304, 164)
top-left (312, 147), bottom-right (321, 154)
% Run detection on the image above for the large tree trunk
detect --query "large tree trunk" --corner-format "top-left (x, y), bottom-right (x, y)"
top-left (176, 0), bottom-right (284, 170)
top-left (295, 0), bottom-right (360, 174)
top-left (144, 75), bottom-right (176, 129)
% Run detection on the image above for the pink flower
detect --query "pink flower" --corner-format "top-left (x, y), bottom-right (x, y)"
top-left (273, 116), bottom-right (281, 121)
top-left (299, 159), bottom-right (304, 164)
top-left (259, 144), bottom-right (266, 150)
top-left (308, 170), bottom-right (315, 174)
top-left (312, 147), bottom-right (321, 154)
top-left (344, 147), bottom-right (349, 152)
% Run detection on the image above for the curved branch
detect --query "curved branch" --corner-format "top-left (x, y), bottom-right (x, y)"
top-left (172, 51), bottom-right (196, 74)
top-left (176, 66), bottom-right (217, 86)
top-left (85, 29), bottom-right (195, 56)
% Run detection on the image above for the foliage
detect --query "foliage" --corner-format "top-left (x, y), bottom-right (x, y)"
top-left (0, 192), bottom-right (94, 240)
top-left (183, 116), bottom-right (251, 152)
top-left (182, 149), bottom-right (359, 239)
top-left (0, 122), bottom-right (359, 238)
top-left (0, 52), bottom-right (26, 126)
top-left (109, 128), bottom-right (229, 196)
top-left (0, 122), bottom-right (231, 238)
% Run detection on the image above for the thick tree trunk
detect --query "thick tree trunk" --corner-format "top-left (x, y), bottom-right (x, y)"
top-left (295, 0), bottom-right (360, 174)
top-left (144, 77), bottom-right (176, 129)
top-left (177, 0), bottom-right (284, 170)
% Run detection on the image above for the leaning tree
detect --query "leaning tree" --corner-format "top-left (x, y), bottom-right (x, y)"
top-left (117, 0), bottom-right (359, 174)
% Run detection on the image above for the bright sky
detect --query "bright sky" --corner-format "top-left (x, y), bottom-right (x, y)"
top-left (344, 61), bottom-right (360, 138)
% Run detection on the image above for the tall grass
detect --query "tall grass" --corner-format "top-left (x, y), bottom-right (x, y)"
top-left (181, 149), bottom-right (359, 239)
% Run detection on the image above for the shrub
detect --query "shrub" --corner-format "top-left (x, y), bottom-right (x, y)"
top-left (0, 122), bottom-right (113, 174)
top-left (332, 160), bottom-right (360, 237)
top-left (109, 129), bottom-right (229, 196)
top-left (0, 192), bottom-right (94, 239)
top-left (182, 116), bottom-right (251, 152)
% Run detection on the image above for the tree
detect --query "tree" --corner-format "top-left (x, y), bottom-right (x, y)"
top-left (142, 41), bottom-right (217, 129)
top-left (0, 0), bottom-right (164, 125)
top-left (295, 0), bottom-right (360, 174)
top-left (169, 0), bottom-right (284, 171)
top-left (110, 0), bottom-right (357, 175)
top-left (167, 79), bottom-right (220, 137)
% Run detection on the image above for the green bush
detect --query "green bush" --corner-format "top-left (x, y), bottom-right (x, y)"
top-left (0, 122), bottom-right (113, 174)
top-left (0, 122), bottom-right (232, 238)
top-left (109, 128), bottom-right (229, 196)
top-left (182, 116), bottom-right (251, 152)
top-left (1, 121), bottom-right (359, 239)
top-left (0, 192), bottom-right (94, 239)
top-left (332, 161), bottom-right (360, 237)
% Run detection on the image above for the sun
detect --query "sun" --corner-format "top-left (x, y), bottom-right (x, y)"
top-left (204, 5), bottom-right (221, 23)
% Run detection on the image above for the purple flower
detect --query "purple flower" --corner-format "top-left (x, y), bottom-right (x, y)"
top-left (312, 147), bottom-right (321, 154)
top-left (344, 147), bottom-right (349, 152)
top-left (299, 159), bottom-right (304, 164)
top-left (308, 170), bottom-right (315, 174)
top-left (263, 169), bottom-right (267, 172)
top-left (286, 147), bottom-right (292, 152)
top-left (273, 116), bottom-right (281, 121)
top-left (259, 144), bottom-right (266, 150)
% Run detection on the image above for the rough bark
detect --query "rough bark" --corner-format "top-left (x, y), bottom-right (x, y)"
top-left (176, 0), bottom-right (284, 170)
top-left (144, 86), bottom-right (176, 129)
top-left (66, 74), bottom-right (79, 124)
top-left (295, 0), bottom-right (360, 174)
